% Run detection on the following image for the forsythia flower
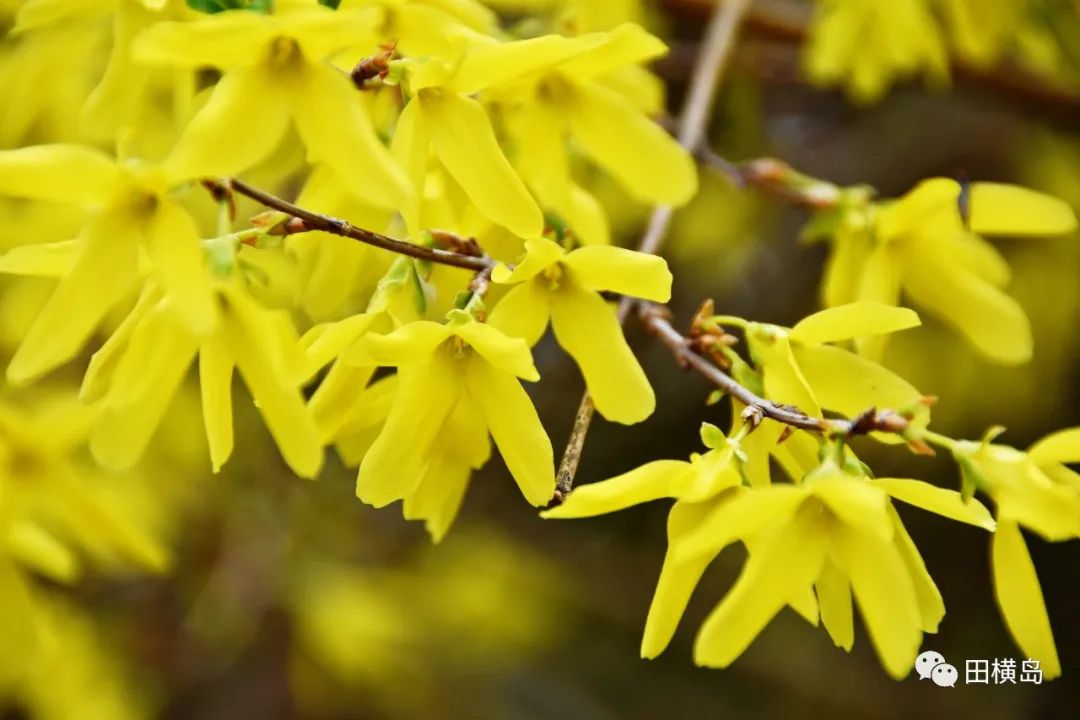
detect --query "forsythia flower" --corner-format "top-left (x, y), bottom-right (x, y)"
top-left (0, 145), bottom-right (217, 383)
top-left (548, 424), bottom-right (996, 678)
top-left (391, 31), bottom-right (603, 237)
top-left (805, 0), bottom-right (949, 103)
top-left (134, 3), bottom-right (410, 208)
top-left (353, 310), bottom-right (554, 509)
top-left (489, 236), bottom-right (672, 424)
top-left (81, 280), bottom-right (323, 478)
top-left (823, 179), bottom-right (1078, 364)
top-left (744, 301), bottom-right (927, 427)
top-left (952, 428), bottom-right (1080, 679)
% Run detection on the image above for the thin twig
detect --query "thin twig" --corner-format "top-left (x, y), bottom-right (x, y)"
top-left (637, 303), bottom-right (911, 437)
top-left (225, 178), bottom-right (494, 273)
top-left (697, 149), bottom-right (846, 210)
top-left (554, 0), bottom-right (753, 503)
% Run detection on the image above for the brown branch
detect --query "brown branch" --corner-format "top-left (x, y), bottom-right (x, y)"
top-left (553, 0), bottom-right (754, 503)
top-left (224, 178), bottom-right (494, 273)
top-left (697, 149), bottom-right (847, 210)
top-left (637, 302), bottom-right (911, 437)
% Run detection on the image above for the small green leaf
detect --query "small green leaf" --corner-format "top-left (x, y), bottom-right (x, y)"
top-left (318, 0), bottom-right (342, 8)
top-left (186, 0), bottom-right (272, 15)
top-left (699, 422), bottom-right (726, 450)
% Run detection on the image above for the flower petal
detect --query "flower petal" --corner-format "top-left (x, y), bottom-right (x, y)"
top-left (487, 281), bottom-right (552, 348)
top-left (641, 499), bottom-right (716, 658)
top-left (559, 23), bottom-right (668, 80)
top-left (543, 460), bottom-right (694, 519)
top-left (199, 335), bottom-right (235, 474)
top-left (789, 301), bottom-right (920, 346)
top-left (992, 518), bottom-right (1061, 679)
top-left (889, 506), bottom-right (944, 633)
top-left (132, 14), bottom-right (275, 69)
top-left (164, 65), bottom-right (290, 181)
top-left (815, 559), bottom-right (854, 650)
top-left (146, 200), bottom-right (218, 334)
top-left (1028, 428), bottom-right (1080, 466)
top-left (291, 62), bottom-right (410, 211)
top-left (0, 145), bottom-right (120, 204)
top-left (793, 343), bottom-right (924, 420)
top-left (550, 280), bottom-right (655, 424)
top-left (562, 245), bottom-right (672, 301)
top-left (349, 321), bottom-right (452, 366)
top-left (490, 237), bottom-right (565, 285)
top-left (357, 358), bottom-right (461, 506)
top-left (875, 478), bottom-right (996, 530)
top-left (970, 183), bottom-right (1078, 237)
top-left (831, 524), bottom-right (922, 679)
top-left (451, 33), bottom-right (602, 95)
top-left (453, 320), bottom-right (539, 381)
top-left (673, 486), bottom-right (805, 563)
top-left (8, 209), bottom-right (139, 385)
top-left (466, 358), bottom-right (554, 505)
top-left (693, 503), bottom-right (828, 668)
top-left (423, 91), bottom-right (543, 237)
top-left (568, 83), bottom-right (696, 206)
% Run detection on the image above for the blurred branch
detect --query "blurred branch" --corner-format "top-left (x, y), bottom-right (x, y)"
top-left (662, 0), bottom-right (1080, 117)
top-left (698, 150), bottom-right (846, 209)
top-left (553, 0), bottom-right (754, 505)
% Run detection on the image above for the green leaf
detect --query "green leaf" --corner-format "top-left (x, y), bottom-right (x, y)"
top-left (318, 0), bottom-right (342, 8)
top-left (186, 0), bottom-right (272, 15)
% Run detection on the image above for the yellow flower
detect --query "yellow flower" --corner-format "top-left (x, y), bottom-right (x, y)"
top-left (954, 428), bottom-right (1080, 679)
top-left (353, 310), bottom-right (554, 508)
top-left (390, 30), bottom-right (603, 238)
top-left (0, 145), bottom-right (218, 384)
top-left (745, 302), bottom-right (927, 431)
top-left (824, 178), bottom-right (1078, 364)
top-left (133, 3), bottom-right (410, 209)
top-left (488, 236), bottom-right (671, 424)
top-left (494, 23), bottom-right (696, 243)
top-left (81, 280), bottom-right (323, 478)
top-left (547, 424), bottom-right (995, 678)
top-left (805, 0), bottom-right (949, 104)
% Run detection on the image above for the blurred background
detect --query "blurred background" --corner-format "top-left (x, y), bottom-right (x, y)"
top-left (2, 0), bottom-right (1080, 718)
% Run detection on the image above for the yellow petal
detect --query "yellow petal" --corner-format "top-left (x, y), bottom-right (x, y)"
top-left (889, 506), bottom-right (944, 634)
top-left (693, 503), bottom-right (828, 668)
top-left (199, 335), bottom-right (235, 474)
top-left (390, 98), bottom-right (430, 238)
top-left (568, 83), bottom-right (696, 206)
top-left (8, 522), bottom-right (79, 584)
top-left (970, 182), bottom-right (1078, 237)
top-left (789, 301), bottom-right (920, 346)
top-left (164, 65), bottom-right (290, 180)
top-left (132, 14), bottom-right (275, 69)
top-left (8, 208), bottom-right (139, 386)
top-left (549, 280), bottom-right (654, 424)
top-left (902, 243), bottom-right (1031, 365)
top-left (290, 6), bottom-right (384, 59)
top-left (146, 200), bottom-right (218, 334)
top-left (641, 499), bottom-right (716, 658)
top-left (755, 332), bottom-right (821, 416)
top-left (310, 361), bottom-right (379, 444)
top-left (487, 281), bottom-right (552, 347)
top-left (813, 474), bottom-right (893, 542)
top-left (875, 478), bottom-right (996, 530)
top-left (451, 33), bottom-right (603, 95)
top-left (91, 308), bottom-right (199, 469)
top-left (559, 23), bottom-right (668, 80)
top-left (992, 518), bottom-right (1061, 679)
top-left (405, 459), bottom-right (472, 544)
top-left (490, 237), bottom-right (565, 285)
top-left (300, 312), bottom-right (382, 381)
top-left (559, 183), bottom-right (611, 246)
top-left (349, 321), bottom-right (452, 366)
top-left (81, 283), bottom-right (162, 403)
top-left (291, 62), bottom-right (411, 210)
top-left (543, 460), bottom-right (694, 519)
top-left (673, 485), bottom-right (805, 563)
top-left (1028, 427), bottom-right (1080, 466)
top-left (562, 245), bottom-right (672, 301)
top-left (423, 90), bottom-right (543, 237)
top-left (453, 320), bottom-right (539, 381)
top-left (831, 524), bottom-right (922, 679)
top-left (793, 343), bottom-right (924, 421)
top-left (0, 145), bottom-right (120, 204)
top-left (815, 559), bottom-right (854, 650)
top-left (0, 558), bottom-right (40, 685)
top-left (221, 288), bottom-right (324, 479)
top-left (466, 358), bottom-right (554, 505)
top-left (0, 240), bottom-right (78, 278)
top-left (357, 358), bottom-right (461, 506)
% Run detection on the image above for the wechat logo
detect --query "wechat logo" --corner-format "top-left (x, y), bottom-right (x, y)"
top-left (916, 650), bottom-right (958, 687)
